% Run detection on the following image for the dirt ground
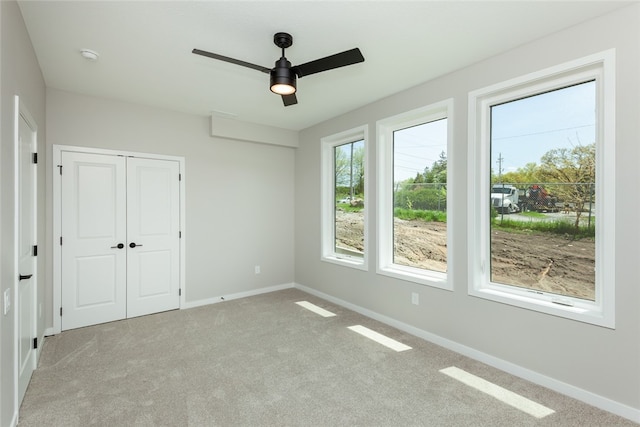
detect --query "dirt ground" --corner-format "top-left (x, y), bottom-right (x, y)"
top-left (336, 210), bottom-right (595, 300)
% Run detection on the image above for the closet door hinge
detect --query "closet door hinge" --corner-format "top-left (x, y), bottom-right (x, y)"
top-left (178, 289), bottom-right (182, 296)
top-left (33, 245), bottom-right (38, 256)
top-left (57, 165), bottom-right (63, 175)
top-left (60, 236), bottom-right (63, 246)
top-left (33, 337), bottom-right (38, 349)
top-left (179, 231), bottom-right (182, 238)
top-left (178, 173), bottom-right (182, 181)
top-left (32, 153), bottom-right (38, 164)
top-left (60, 307), bottom-right (63, 317)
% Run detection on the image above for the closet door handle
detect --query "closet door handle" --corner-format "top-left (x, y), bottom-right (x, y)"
top-left (110, 243), bottom-right (125, 249)
top-left (129, 242), bottom-right (143, 248)
top-left (19, 274), bottom-right (33, 281)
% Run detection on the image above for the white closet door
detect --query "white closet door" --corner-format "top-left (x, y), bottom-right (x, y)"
top-left (61, 152), bottom-right (127, 330)
top-left (126, 157), bottom-right (180, 318)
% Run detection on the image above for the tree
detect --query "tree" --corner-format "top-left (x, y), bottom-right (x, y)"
top-left (423, 151), bottom-right (447, 184)
top-left (335, 141), bottom-right (365, 198)
top-left (538, 143), bottom-right (595, 229)
top-left (498, 162), bottom-right (541, 184)
top-left (352, 144), bottom-right (365, 194)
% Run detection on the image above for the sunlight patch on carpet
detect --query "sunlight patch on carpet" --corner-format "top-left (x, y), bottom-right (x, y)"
top-left (295, 301), bottom-right (336, 317)
top-left (347, 325), bottom-right (412, 352)
top-left (440, 366), bottom-right (555, 418)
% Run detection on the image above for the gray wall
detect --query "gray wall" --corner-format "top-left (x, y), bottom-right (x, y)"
top-left (45, 89), bottom-right (296, 314)
top-left (0, 1), bottom-right (46, 425)
top-left (295, 4), bottom-right (640, 413)
top-left (2, 0), bottom-right (638, 424)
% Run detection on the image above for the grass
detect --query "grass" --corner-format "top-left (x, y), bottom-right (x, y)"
top-left (336, 203), bottom-right (364, 213)
top-left (518, 211), bottom-right (546, 218)
top-left (394, 208), bottom-right (447, 222)
top-left (492, 217), bottom-right (595, 239)
top-left (392, 207), bottom-right (594, 239)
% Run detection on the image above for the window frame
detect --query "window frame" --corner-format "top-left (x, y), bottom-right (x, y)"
top-left (376, 100), bottom-right (454, 289)
top-left (320, 125), bottom-right (369, 270)
top-left (467, 50), bottom-right (616, 328)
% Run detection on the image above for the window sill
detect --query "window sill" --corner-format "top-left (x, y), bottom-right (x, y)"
top-left (322, 255), bottom-right (368, 271)
top-left (469, 285), bottom-right (614, 329)
top-left (377, 264), bottom-right (451, 290)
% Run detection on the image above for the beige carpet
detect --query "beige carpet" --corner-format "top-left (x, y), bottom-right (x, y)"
top-left (19, 288), bottom-right (636, 426)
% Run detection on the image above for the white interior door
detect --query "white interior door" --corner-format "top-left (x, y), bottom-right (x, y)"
top-left (17, 109), bottom-right (37, 402)
top-left (61, 152), bottom-right (127, 330)
top-left (126, 158), bottom-right (180, 318)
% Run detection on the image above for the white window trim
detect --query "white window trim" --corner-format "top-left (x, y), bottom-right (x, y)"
top-left (320, 125), bottom-right (369, 270)
top-left (376, 100), bottom-right (454, 290)
top-left (467, 50), bottom-right (615, 328)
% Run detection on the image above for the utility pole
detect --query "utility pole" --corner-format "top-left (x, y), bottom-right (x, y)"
top-left (349, 142), bottom-right (354, 199)
top-left (497, 153), bottom-right (505, 221)
top-left (496, 152), bottom-right (504, 183)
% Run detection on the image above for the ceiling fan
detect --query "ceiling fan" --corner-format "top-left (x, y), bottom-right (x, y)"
top-left (192, 32), bottom-right (365, 106)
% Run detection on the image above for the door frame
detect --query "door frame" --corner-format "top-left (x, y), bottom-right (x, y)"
top-left (13, 95), bottom-right (38, 413)
top-left (52, 145), bottom-right (186, 334)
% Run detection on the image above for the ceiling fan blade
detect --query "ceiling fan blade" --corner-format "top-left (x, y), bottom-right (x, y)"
top-left (293, 48), bottom-right (364, 78)
top-left (192, 49), bottom-right (271, 74)
top-left (282, 93), bottom-right (298, 107)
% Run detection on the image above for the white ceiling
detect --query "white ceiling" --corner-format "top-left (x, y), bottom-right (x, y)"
top-left (18, 1), bottom-right (630, 131)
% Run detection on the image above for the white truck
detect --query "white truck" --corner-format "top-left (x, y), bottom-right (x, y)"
top-left (491, 184), bottom-right (520, 214)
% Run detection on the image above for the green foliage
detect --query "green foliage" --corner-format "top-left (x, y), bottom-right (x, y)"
top-left (423, 151), bottom-right (447, 184)
top-left (538, 143), bottom-right (595, 230)
top-left (490, 206), bottom-right (498, 219)
top-left (335, 140), bottom-right (365, 196)
top-left (394, 184), bottom-right (447, 211)
top-left (394, 208), bottom-right (447, 222)
top-left (498, 162), bottom-right (541, 184)
top-left (336, 203), bottom-right (363, 213)
top-left (492, 217), bottom-right (595, 239)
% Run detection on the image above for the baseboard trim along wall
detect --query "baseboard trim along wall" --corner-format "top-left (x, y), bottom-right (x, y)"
top-left (42, 281), bottom-right (638, 423)
top-left (293, 283), bottom-right (640, 424)
top-left (182, 283), bottom-right (295, 310)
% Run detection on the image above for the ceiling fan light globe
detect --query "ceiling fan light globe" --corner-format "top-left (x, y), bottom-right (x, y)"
top-left (271, 83), bottom-right (296, 95)
top-left (270, 57), bottom-right (297, 96)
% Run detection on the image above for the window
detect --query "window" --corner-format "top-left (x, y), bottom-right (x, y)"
top-left (321, 126), bottom-right (368, 269)
top-left (468, 50), bottom-right (615, 327)
top-left (377, 100), bottom-right (453, 289)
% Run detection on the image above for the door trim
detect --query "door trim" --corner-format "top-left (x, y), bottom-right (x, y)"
top-left (52, 145), bottom-right (186, 334)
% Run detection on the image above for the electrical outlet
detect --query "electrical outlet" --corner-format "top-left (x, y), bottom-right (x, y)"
top-left (3, 288), bottom-right (11, 315)
top-left (411, 292), bottom-right (419, 305)
top-left (255, 265), bottom-right (261, 274)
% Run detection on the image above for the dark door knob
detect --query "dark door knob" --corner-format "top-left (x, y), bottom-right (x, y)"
top-left (129, 242), bottom-right (143, 248)
top-left (110, 243), bottom-right (125, 249)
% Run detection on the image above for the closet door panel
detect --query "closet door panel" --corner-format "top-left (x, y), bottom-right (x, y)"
top-left (60, 152), bottom-right (127, 330)
top-left (126, 158), bottom-right (180, 318)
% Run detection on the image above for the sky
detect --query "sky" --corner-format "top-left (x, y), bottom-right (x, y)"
top-left (393, 118), bottom-right (448, 182)
top-left (392, 80), bottom-right (595, 183)
top-left (491, 80), bottom-right (596, 175)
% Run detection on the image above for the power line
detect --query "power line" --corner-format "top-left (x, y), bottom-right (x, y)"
top-left (492, 124), bottom-right (594, 141)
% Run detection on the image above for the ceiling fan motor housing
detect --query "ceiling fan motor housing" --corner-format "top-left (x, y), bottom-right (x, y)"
top-left (194, 30), bottom-right (363, 105)
top-left (270, 57), bottom-right (297, 94)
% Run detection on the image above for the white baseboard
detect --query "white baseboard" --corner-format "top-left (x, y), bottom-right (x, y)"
top-left (294, 283), bottom-right (640, 424)
top-left (181, 282), bottom-right (295, 310)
